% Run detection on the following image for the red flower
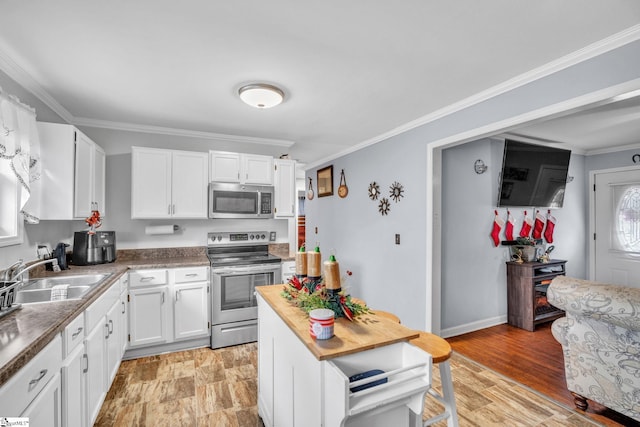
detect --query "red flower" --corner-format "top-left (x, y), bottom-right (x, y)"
top-left (290, 276), bottom-right (303, 290)
top-left (341, 303), bottom-right (354, 321)
top-left (346, 270), bottom-right (353, 276)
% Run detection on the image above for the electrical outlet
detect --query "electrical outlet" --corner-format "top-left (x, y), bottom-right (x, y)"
top-left (395, 234), bottom-right (400, 245)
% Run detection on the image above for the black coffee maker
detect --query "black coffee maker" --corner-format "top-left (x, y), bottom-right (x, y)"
top-left (72, 231), bottom-right (117, 265)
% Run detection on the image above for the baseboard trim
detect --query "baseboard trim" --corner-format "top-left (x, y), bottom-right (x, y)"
top-left (123, 337), bottom-right (211, 360)
top-left (440, 315), bottom-right (507, 338)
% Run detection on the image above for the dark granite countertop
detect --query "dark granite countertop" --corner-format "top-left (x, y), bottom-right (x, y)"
top-left (0, 249), bottom-right (210, 388)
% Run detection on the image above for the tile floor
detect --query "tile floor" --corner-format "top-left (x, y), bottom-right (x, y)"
top-left (95, 344), bottom-right (263, 427)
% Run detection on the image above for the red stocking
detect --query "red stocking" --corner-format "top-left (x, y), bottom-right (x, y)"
top-left (505, 210), bottom-right (515, 241)
top-left (491, 210), bottom-right (504, 247)
top-left (520, 210), bottom-right (533, 237)
top-left (532, 210), bottom-right (545, 239)
top-left (544, 210), bottom-right (556, 243)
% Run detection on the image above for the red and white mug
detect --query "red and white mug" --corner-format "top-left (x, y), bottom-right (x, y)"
top-left (309, 308), bottom-right (335, 340)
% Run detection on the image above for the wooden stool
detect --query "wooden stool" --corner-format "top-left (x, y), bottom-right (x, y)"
top-left (373, 310), bottom-right (401, 323)
top-left (410, 332), bottom-right (459, 427)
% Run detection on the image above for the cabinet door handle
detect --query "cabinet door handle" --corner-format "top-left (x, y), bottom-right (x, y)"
top-left (168, 205), bottom-right (171, 215)
top-left (28, 369), bottom-right (47, 390)
top-left (105, 323), bottom-right (110, 339)
top-left (109, 319), bottom-right (114, 335)
top-left (161, 291), bottom-right (165, 304)
top-left (185, 273), bottom-right (198, 277)
top-left (72, 326), bottom-right (84, 339)
top-left (172, 204), bottom-right (176, 215)
top-left (83, 354), bottom-right (89, 373)
top-left (175, 290), bottom-right (180, 301)
top-left (140, 277), bottom-right (155, 282)
top-left (121, 300), bottom-right (125, 314)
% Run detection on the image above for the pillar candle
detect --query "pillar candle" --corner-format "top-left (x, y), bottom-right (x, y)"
top-left (323, 255), bottom-right (341, 290)
top-left (295, 245), bottom-right (307, 276)
top-left (307, 246), bottom-right (322, 278)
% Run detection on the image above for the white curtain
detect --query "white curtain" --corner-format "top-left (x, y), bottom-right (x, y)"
top-left (0, 88), bottom-right (41, 224)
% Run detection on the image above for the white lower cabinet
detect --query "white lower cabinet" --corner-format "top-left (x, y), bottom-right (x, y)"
top-left (22, 371), bottom-right (62, 427)
top-left (128, 267), bottom-right (210, 352)
top-left (0, 335), bottom-right (62, 422)
top-left (174, 281), bottom-right (209, 340)
top-left (257, 294), bottom-right (431, 427)
top-left (129, 284), bottom-right (171, 347)
top-left (62, 343), bottom-right (85, 427)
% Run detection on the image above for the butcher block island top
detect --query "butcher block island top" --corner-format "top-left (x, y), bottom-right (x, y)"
top-left (256, 285), bottom-right (419, 360)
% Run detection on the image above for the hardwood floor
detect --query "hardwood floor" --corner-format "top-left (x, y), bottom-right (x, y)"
top-left (447, 322), bottom-right (640, 427)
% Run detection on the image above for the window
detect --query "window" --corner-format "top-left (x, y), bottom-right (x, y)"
top-left (616, 186), bottom-right (640, 252)
top-left (0, 93), bottom-right (38, 247)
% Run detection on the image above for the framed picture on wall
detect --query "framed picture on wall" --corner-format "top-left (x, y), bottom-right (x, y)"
top-left (317, 165), bottom-right (334, 197)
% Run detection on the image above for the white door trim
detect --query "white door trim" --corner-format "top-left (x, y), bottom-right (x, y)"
top-left (427, 81), bottom-right (640, 334)
top-left (588, 165), bottom-right (640, 281)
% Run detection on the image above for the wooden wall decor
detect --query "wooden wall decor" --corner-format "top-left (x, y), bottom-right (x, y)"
top-left (317, 165), bottom-right (333, 197)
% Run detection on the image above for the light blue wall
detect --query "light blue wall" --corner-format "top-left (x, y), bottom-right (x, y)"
top-left (441, 140), bottom-right (587, 331)
top-left (307, 38), bottom-right (640, 334)
top-left (304, 131), bottom-right (427, 329)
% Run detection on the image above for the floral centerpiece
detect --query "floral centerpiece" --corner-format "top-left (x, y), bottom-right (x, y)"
top-left (281, 274), bottom-right (370, 321)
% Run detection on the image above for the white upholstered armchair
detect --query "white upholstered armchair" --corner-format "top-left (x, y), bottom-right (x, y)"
top-left (547, 276), bottom-right (640, 422)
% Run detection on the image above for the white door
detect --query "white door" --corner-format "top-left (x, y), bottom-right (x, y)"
top-left (593, 167), bottom-right (640, 286)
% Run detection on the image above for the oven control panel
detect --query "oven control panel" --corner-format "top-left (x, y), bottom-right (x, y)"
top-left (207, 231), bottom-right (270, 246)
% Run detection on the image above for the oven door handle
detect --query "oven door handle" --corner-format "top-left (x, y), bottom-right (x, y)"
top-left (212, 265), bottom-right (281, 275)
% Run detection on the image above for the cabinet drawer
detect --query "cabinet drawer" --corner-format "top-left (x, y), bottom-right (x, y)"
top-left (129, 269), bottom-right (168, 287)
top-left (173, 267), bottom-right (208, 283)
top-left (63, 314), bottom-right (85, 357)
top-left (0, 335), bottom-right (62, 416)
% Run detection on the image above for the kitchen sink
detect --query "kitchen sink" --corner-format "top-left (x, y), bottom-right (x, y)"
top-left (14, 273), bottom-right (112, 304)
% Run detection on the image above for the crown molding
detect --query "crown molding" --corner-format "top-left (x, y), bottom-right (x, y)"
top-left (306, 25), bottom-right (640, 169)
top-left (73, 116), bottom-right (295, 147)
top-left (0, 46), bottom-right (74, 123)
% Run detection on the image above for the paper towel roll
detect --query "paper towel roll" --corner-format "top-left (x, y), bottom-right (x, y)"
top-left (145, 225), bottom-right (178, 235)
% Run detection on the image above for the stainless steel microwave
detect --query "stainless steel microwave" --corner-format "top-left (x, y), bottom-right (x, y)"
top-left (208, 183), bottom-right (274, 219)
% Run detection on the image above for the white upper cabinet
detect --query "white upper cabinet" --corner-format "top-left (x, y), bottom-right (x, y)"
top-left (131, 147), bottom-right (208, 219)
top-left (274, 159), bottom-right (296, 217)
top-left (37, 122), bottom-right (106, 220)
top-left (210, 150), bottom-right (273, 185)
top-left (242, 154), bottom-right (273, 185)
top-left (209, 151), bottom-right (241, 182)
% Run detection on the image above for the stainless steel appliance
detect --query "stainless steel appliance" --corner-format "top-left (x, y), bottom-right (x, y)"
top-left (208, 182), bottom-right (274, 219)
top-left (72, 231), bottom-right (117, 265)
top-left (208, 231), bottom-right (281, 349)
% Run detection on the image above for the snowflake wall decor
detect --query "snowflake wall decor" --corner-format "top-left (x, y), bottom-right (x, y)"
top-left (389, 181), bottom-right (404, 202)
top-left (378, 197), bottom-right (391, 215)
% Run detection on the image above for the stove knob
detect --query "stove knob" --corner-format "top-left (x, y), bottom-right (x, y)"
top-left (217, 235), bottom-right (222, 241)
top-left (261, 234), bottom-right (266, 240)
top-left (250, 234), bottom-right (255, 240)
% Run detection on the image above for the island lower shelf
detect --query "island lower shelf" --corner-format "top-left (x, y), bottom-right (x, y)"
top-left (256, 286), bottom-right (432, 427)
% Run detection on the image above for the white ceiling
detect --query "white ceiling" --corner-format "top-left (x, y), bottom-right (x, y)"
top-left (1, 1), bottom-right (640, 164)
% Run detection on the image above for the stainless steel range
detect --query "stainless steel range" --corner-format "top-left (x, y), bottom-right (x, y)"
top-left (208, 231), bottom-right (281, 349)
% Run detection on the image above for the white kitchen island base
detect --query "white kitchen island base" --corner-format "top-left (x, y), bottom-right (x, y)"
top-left (257, 288), bottom-right (432, 427)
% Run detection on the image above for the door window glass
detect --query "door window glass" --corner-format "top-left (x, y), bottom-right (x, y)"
top-left (616, 185), bottom-right (640, 252)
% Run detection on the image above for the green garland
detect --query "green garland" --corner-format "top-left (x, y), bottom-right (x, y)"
top-left (281, 276), bottom-right (370, 320)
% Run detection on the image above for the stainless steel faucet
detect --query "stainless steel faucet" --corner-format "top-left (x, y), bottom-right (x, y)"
top-left (1, 260), bottom-right (25, 282)
top-left (10, 258), bottom-right (59, 282)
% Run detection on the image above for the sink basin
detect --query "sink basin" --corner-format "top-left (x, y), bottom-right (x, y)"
top-left (14, 273), bottom-right (112, 304)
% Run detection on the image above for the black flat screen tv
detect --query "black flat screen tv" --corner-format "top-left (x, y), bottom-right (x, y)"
top-left (497, 140), bottom-right (571, 208)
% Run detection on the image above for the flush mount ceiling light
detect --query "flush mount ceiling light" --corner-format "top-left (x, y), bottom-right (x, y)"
top-left (238, 83), bottom-right (284, 108)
